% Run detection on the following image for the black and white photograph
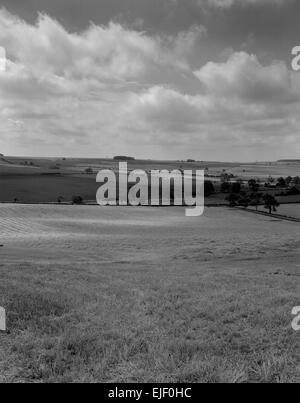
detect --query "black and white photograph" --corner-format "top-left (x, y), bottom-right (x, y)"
top-left (0, 0), bottom-right (299, 387)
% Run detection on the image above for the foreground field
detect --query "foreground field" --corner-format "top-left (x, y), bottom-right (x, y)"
top-left (0, 205), bottom-right (299, 383)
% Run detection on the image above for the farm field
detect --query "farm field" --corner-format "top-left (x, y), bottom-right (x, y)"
top-left (1, 156), bottom-right (300, 204)
top-left (276, 204), bottom-right (300, 219)
top-left (247, 203), bottom-right (300, 219)
top-left (0, 204), bottom-right (299, 383)
top-left (0, 175), bottom-right (98, 203)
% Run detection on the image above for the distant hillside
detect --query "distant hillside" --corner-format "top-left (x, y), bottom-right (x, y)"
top-left (113, 156), bottom-right (135, 161)
top-left (278, 159), bottom-right (300, 163)
top-left (0, 154), bottom-right (13, 164)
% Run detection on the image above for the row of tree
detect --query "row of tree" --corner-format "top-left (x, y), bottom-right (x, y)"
top-left (226, 192), bottom-right (280, 214)
top-left (266, 176), bottom-right (300, 187)
top-left (221, 176), bottom-right (300, 194)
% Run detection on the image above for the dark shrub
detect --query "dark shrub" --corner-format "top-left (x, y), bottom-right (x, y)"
top-left (72, 196), bottom-right (84, 205)
top-left (231, 182), bottom-right (242, 194)
top-left (221, 182), bottom-right (231, 193)
top-left (204, 181), bottom-right (215, 197)
top-left (286, 187), bottom-right (300, 196)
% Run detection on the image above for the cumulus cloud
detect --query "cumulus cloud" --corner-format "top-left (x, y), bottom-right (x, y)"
top-left (194, 52), bottom-right (300, 103)
top-left (0, 9), bottom-right (205, 81)
top-left (0, 8), bottom-right (299, 160)
top-left (122, 53), bottom-right (300, 158)
top-left (0, 9), bottom-right (206, 154)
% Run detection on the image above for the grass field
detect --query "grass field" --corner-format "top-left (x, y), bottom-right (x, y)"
top-left (276, 204), bottom-right (300, 219)
top-left (0, 204), bottom-right (299, 383)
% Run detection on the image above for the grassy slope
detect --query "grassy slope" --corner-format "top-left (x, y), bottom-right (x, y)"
top-left (0, 205), bottom-right (299, 383)
top-left (0, 257), bottom-right (299, 383)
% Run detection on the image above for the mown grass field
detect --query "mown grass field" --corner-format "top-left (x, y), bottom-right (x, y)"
top-left (0, 204), bottom-right (299, 383)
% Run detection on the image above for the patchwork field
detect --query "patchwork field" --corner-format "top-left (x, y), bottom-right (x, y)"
top-left (0, 204), bottom-right (299, 383)
top-left (1, 156), bottom-right (299, 203)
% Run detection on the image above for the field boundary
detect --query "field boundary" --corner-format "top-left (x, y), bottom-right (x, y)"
top-left (236, 207), bottom-right (300, 223)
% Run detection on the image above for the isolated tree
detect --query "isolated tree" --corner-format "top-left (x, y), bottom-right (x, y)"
top-left (250, 192), bottom-right (263, 211)
top-left (72, 196), bottom-right (84, 205)
top-left (277, 177), bottom-right (286, 188)
top-left (248, 179), bottom-right (259, 192)
top-left (238, 196), bottom-right (251, 209)
top-left (263, 194), bottom-right (280, 214)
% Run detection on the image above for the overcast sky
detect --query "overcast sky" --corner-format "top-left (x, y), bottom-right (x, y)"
top-left (0, 0), bottom-right (299, 161)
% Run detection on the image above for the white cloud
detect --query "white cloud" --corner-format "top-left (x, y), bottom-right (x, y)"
top-left (194, 52), bottom-right (300, 103)
top-left (0, 9), bottom-right (205, 81)
top-left (121, 52), bottom-right (300, 158)
top-left (0, 9), bottom-right (206, 155)
top-left (0, 8), bottom-right (299, 160)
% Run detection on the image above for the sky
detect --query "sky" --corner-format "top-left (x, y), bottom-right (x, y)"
top-left (0, 0), bottom-right (299, 161)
